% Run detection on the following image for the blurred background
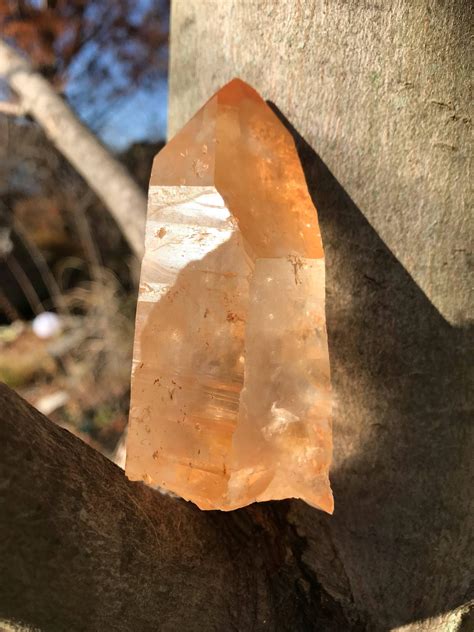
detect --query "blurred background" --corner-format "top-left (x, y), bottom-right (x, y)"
top-left (0, 0), bottom-right (169, 459)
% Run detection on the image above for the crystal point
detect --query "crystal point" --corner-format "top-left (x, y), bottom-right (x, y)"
top-left (126, 78), bottom-right (333, 512)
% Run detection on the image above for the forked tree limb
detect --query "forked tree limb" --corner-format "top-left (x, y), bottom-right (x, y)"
top-left (0, 383), bottom-right (259, 631)
top-left (0, 39), bottom-right (146, 259)
top-left (0, 383), bottom-right (349, 632)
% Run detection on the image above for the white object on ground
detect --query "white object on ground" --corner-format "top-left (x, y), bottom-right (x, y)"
top-left (32, 312), bottom-right (61, 339)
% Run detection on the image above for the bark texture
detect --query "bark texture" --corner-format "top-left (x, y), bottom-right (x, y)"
top-left (0, 383), bottom-right (352, 632)
top-left (1, 3), bottom-right (472, 630)
top-left (0, 39), bottom-right (146, 258)
top-left (169, 1), bottom-right (473, 630)
top-left (169, 0), bottom-right (471, 327)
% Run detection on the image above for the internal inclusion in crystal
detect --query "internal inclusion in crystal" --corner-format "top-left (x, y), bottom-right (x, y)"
top-left (125, 79), bottom-right (333, 513)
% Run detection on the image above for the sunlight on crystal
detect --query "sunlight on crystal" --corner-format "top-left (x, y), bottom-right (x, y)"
top-left (125, 78), bottom-right (333, 513)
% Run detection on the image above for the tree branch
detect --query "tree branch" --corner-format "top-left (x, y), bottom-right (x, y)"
top-left (0, 99), bottom-right (26, 116)
top-left (0, 383), bottom-right (349, 631)
top-left (0, 40), bottom-right (146, 259)
top-left (0, 383), bottom-right (257, 630)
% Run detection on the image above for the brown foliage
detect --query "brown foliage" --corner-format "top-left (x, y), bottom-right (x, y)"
top-left (0, 0), bottom-right (169, 93)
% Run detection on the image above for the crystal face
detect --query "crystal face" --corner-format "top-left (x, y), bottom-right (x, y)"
top-left (125, 79), bottom-right (333, 512)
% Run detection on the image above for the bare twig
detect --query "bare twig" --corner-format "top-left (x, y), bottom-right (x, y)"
top-left (13, 217), bottom-right (69, 315)
top-left (6, 254), bottom-right (43, 315)
top-left (0, 99), bottom-right (26, 116)
top-left (0, 39), bottom-right (146, 259)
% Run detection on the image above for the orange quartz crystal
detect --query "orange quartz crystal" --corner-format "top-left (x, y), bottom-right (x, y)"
top-left (125, 79), bottom-right (333, 512)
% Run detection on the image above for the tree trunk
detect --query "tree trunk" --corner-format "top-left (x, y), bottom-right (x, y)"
top-left (168, 1), bottom-right (473, 630)
top-left (0, 40), bottom-right (146, 259)
top-left (1, 3), bottom-right (472, 630)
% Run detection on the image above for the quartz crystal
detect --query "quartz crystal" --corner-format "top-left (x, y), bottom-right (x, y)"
top-left (125, 79), bottom-right (333, 512)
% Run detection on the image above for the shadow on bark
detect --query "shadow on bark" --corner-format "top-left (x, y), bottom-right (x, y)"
top-left (1, 104), bottom-right (471, 631)
top-left (130, 216), bottom-right (353, 630)
top-left (269, 102), bottom-right (473, 629)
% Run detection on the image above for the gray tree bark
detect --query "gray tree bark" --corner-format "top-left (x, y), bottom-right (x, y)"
top-left (168, 1), bottom-right (473, 630)
top-left (0, 2), bottom-right (472, 631)
top-left (0, 39), bottom-right (146, 259)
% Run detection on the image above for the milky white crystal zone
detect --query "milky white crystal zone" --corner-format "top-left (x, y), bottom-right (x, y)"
top-left (125, 78), bottom-right (333, 512)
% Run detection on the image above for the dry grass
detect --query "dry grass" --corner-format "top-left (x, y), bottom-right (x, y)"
top-left (1, 262), bottom-right (135, 457)
top-left (0, 115), bottom-right (142, 457)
